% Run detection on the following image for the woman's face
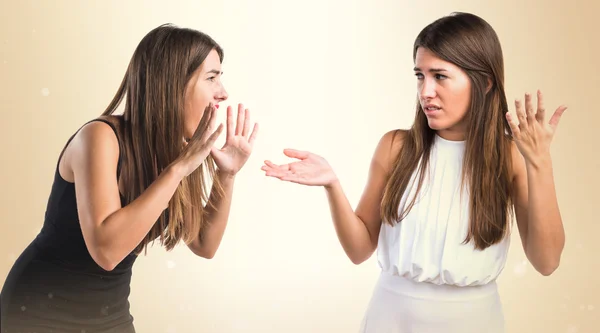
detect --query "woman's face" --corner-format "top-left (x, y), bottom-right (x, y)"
top-left (414, 47), bottom-right (472, 141)
top-left (183, 49), bottom-right (229, 140)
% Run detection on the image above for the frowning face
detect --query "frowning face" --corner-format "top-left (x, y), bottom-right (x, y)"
top-left (414, 47), bottom-right (472, 141)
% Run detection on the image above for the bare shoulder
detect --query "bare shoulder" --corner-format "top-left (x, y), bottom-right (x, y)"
top-left (373, 129), bottom-right (408, 175)
top-left (97, 115), bottom-right (123, 131)
top-left (60, 118), bottom-right (121, 183)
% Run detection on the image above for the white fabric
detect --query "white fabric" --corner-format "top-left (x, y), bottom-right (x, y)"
top-left (361, 134), bottom-right (511, 332)
top-left (376, 134), bottom-right (511, 287)
top-left (359, 272), bottom-right (505, 333)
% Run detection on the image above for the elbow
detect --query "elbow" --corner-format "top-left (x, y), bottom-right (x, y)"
top-left (538, 260), bottom-right (560, 276)
top-left (525, 240), bottom-right (564, 277)
top-left (189, 243), bottom-right (218, 259)
top-left (99, 262), bottom-right (118, 272)
top-left (198, 249), bottom-right (217, 260)
top-left (83, 227), bottom-right (122, 271)
top-left (538, 267), bottom-right (557, 277)
top-left (533, 256), bottom-right (561, 276)
top-left (350, 256), bottom-right (367, 265)
top-left (88, 244), bottom-right (120, 271)
top-left (187, 234), bottom-right (220, 259)
top-left (91, 251), bottom-right (119, 271)
top-left (348, 248), bottom-right (375, 265)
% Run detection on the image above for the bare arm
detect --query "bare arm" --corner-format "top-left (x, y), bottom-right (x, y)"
top-left (69, 122), bottom-right (185, 271)
top-left (68, 109), bottom-right (222, 271)
top-left (186, 171), bottom-right (236, 259)
top-left (263, 130), bottom-right (404, 265)
top-left (508, 91), bottom-right (567, 276)
top-left (325, 130), bottom-right (403, 264)
top-left (186, 104), bottom-right (258, 259)
top-left (183, 103), bottom-right (258, 259)
top-left (512, 143), bottom-right (565, 276)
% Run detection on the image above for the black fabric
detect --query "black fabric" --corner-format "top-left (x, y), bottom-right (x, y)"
top-left (1, 119), bottom-right (138, 333)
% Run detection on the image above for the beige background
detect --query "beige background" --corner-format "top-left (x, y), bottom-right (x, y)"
top-left (0, 0), bottom-right (598, 332)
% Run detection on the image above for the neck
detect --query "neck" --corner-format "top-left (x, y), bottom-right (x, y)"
top-left (435, 129), bottom-right (466, 142)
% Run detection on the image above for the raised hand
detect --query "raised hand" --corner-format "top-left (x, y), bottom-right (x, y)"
top-left (506, 90), bottom-right (567, 164)
top-left (261, 149), bottom-right (338, 187)
top-left (210, 103), bottom-right (259, 176)
top-left (174, 103), bottom-right (224, 177)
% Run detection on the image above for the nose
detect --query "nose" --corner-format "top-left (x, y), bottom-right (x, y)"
top-left (215, 82), bottom-right (228, 102)
top-left (419, 78), bottom-right (436, 100)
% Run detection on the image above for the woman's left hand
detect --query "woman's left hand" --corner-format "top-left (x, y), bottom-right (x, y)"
top-left (210, 103), bottom-right (259, 176)
top-left (506, 90), bottom-right (567, 165)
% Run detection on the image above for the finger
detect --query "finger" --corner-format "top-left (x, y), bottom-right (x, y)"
top-left (226, 105), bottom-right (234, 140)
top-left (514, 99), bottom-right (527, 129)
top-left (192, 103), bottom-right (215, 141)
top-left (264, 160), bottom-right (290, 171)
top-left (188, 123), bottom-right (223, 157)
top-left (524, 93), bottom-right (535, 126)
top-left (536, 90), bottom-right (546, 123)
top-left (264, 169), bottom-right (293, 179)
top-left (204, 107), bottom-right (219, 141)
top-left (280, 174), bottom-right (311, 186)
top-left (205, 123), bottom-right (224, 146)
top-left (261, 165), bottom-right (287, 175)
top-left (505, 112), bottom-right (521, 139)
top-left (248, 123), bottom-right (259, 146)
top-left (548, 105), bottom-right (567, 130)
top-left (283, 149), bottom-right (310, 160)
top-left (260, 165), bottom-right (275, 176)
top-left (263, 168), bottom-right (292, 180)
top-left (264, 173), bottom-right (291, 181)
top-left (199, 103), bottom-right (214, 125)
top-left (242, 109), bottom-right (251, 138)
top-left (197, 105), bottom-right (218, 142)
top-left (236, 104), bottom-right (245, 136)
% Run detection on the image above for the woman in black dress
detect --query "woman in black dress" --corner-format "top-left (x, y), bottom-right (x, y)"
top-left (1, 23), bottom-right (258, 333)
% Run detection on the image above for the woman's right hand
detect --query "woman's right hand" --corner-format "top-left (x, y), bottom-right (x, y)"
top-left (261, 149), bottom-right (338, 187)
top-left (173, 103), bottom-right (224, 178)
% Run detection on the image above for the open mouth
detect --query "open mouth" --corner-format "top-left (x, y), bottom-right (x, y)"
top-left (424, 104), bottom-right (441, 111)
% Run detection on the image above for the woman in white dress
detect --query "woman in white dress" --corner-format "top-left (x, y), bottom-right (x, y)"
top-left (261, 12), bottom-right (567, 333)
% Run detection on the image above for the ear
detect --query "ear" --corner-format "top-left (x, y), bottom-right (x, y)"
top-left (485, 77), bottom-right (493, 94)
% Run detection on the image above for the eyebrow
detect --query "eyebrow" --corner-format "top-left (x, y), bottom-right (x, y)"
top-left (413, 67), bottom-right (448, 73)
top-left (205, 69), bottom-right (223, 75)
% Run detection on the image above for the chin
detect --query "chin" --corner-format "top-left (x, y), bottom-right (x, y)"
top-left (426, 119), bottom-right (446, 131)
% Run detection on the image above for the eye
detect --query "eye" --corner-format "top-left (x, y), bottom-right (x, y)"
top-left (207, 76), bottom-right (216, 82)
top-left (415, 73), bottom-right (424, 80)
top-left (435, 74), bottom-right (447, 80)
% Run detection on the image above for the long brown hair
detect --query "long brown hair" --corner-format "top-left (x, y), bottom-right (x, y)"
top-left (381, 12), bottom-right (514, 250)
top-left (102, 24), bottom-right (225, 254)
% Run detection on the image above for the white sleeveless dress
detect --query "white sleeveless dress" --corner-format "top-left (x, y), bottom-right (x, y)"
top-left (359, 134), bottom-right (511, 333)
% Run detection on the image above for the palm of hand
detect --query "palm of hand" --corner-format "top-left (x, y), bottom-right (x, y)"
top-left (211, 104), bottom-right (258, 175)
top-left (262, 149), bottom-right (337, 186)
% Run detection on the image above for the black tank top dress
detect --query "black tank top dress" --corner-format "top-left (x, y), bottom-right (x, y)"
top-left (1, 119), bottom-right (138, 333)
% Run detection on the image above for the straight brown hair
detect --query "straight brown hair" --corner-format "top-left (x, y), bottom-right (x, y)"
top-left (381, 13), bottom-right (514, 250)
top-left (102, 24), bottom-right (225, 254)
